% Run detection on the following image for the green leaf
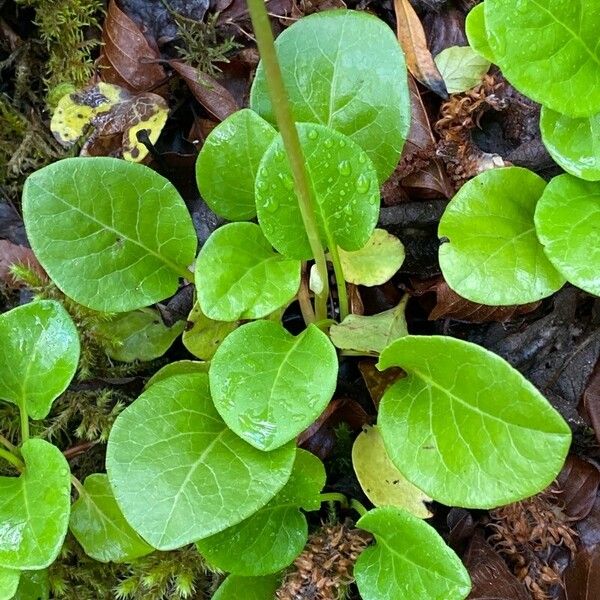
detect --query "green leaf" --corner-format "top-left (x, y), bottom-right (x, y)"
top-left (196, 222), bottom-right (301, 320)
top-left (352, 426), bottom-right (431, 518)
top-left (338, 229), bottom-right (405, 286)
top-left (70, 473), bottom-right (153, 563)
top-left (0, 300), bottom-right (79, 420)
top-left (106, 373), bottom-right (295, 549)
top-left (465, 4), bottom-right (495, 63)
top-left (23, 157), bottom-right (197, 312)
top-left (256, 124), bottom-right (380, 260)
top-left (197, 449), bottom-right (325, 576)
top-left (97, 309), bottom-right (185, 363)
top-left (182, 303), bottom-right (238, 361)
top-left (0, 439), bottom-right (71, 569)
top-left (434, 46), bottom-right (491, 94)
top-left (195, 109), bottom-right (277, 221)
top-left (12, 570), bottom-right (49, 600)
top-left (438, 167), bottom-right (565, 305)
top-left (0, 568), bottom-right (19, 600)
top-left (250, 9), bottom-right (410, 182)
top-left (144, 360), bottom-right (208, 389)
top-left (329, 297), bottom-right (408, 355)
top-left (377, 335), bottom-right (572, 508)
top-left (540, 107), bottom-right (600, 182)
top-left (355, 507), bottom-right (471, 600)
top-left (534, 175), bottom-right (600, 296)
top-left (213, 574), bottom-right (281, 600)
top-left (484, 0), bottom-right (600, 117)
top-left (210, 321), bottom-right (338, 451)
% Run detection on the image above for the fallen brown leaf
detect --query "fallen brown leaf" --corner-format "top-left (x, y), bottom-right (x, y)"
top-left (358, 360), bottom-right (404, 409)
top-left (557, 456), bottom-right (600, 522)
top-left (583, 360), bottom-right (600, 446)
top-left (99, 0), bottom-right (167, 93)
top-left (563, 547), bottom-right (600, 600)
top-left (393, 0), bottom-right (447, 98)
top-left (411, 275), bottom-right (540, 323)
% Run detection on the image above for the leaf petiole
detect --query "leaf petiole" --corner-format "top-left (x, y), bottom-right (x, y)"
top-left (0, 447), bottom-right (24, 471)
top-left (19, 403), bottom-right (29, 444)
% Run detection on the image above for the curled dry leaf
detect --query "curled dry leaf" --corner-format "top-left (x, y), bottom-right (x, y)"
top-left (99, 0), bottom-right (166, 93)
top-left (170, 61), bottom-right (238, 122)
top-left (556, 455), bottom-right (600, 522)
top-left (411, 275), bottom-right (541, 323)
top-left (0, 240), bottom-right (45, 288)
top-left (51, 82), bottom-right (168, 162)
top-left (393, 0), bottom-right (447, 98)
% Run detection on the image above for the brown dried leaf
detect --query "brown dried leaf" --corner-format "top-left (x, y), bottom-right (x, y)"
top-left (412, 275), bottom-right (540, 323)
top-left (170, 61), bottom-right (238, 122)
top-left (358, 360), bottom-right (405, 410)
top-left (0, 240), bottom-right (45, 288)
top-left (564, 547), bottom-right (600, 600)
top-left (464, 531), bottom-right (531, 600)
top-left (99, 0), bottom-right (166, 93)
top-left (583, 360), bottom-right (600, 446)
top-left (393, 0), bottom-right (448, 98)
top-left (557, 456), bottom-right (600, 522)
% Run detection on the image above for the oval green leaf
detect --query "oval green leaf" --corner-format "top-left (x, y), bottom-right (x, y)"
top-left (256, 124), bottom-right (380, 260)
top-left (12, 570), bottom-right (49, 600)
top-left (210, 321), bottom-right (338, 451)
top-left (144, 360), bottom-right (208, 389)
top-left (434, 46), bottom-right (491, 94)
top-left (0, 568), bottom-right (19, 600)
top-left (196, 222), bottom-right (301, 321)
top-left (98, 308), bottom-right (185, 363)
top-left (465, 4), bottom-right (495, 63)
top-left (339, 229), bottom-right (405, 287)
top-left (0, 439), bottom-right (71, 570)
top-left (182, 303), bottom-right (238, 361)
top-left (439, 167), bottom-right (565, 305)
top-left (70, 473), bottom-right (154, 563)
top-left (355, 507), bottom-right (471, 600)
top-left (23, 157), bottom-right (197, 312)
top-left (540, 107), bottom-right (600, 182)
top-left (250, 9), bottom-right (410, 182)
top-left (106, 373), bottom-right (295, 549)
top-left (534, 175), bottom-right (600, 296)
top-left (378, 335), bottom-right (572, 508)
top-left (484, 0), bottom-right (600, 117)
top-left (197, 449), bottom-right (325, 576)
top-left (213, 574), bottom-right (281, 600)
top-left (0, 300), bottom-right (79, 420)
top-left (352, 426), bottom-right (431, 518)
top-left (196, 109), bottom-right (277, 221)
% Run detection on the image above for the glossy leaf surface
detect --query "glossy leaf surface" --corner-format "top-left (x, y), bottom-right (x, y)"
top-left (144, 360), bottom-right (208, 389)
top-left (338, 229), bottom-right (405, 287)
top-left (23, 157), bottom-right (197, 312)
top-left (197, 449), bottom-right (325, 575)
top-left (70, 474), bottom-right (153, 563)
top-left (534, 175), bottom-right (600, 296)
top-left (439, 167), bottom-right (565, 305)
top-left (378, 335), bottom-right (572, 508)
top-left (196, 222), bottom-right (301, 320)
top-left (434, 46), bottom-right (490, 94)
top-left (484, 0), bottom-right (600, 117)
top-left (540, 107), bottom-right (600, 182)
top-left (106, 373), bottom-right (295, 549)
top-left (210, 321), bottom-right (338, 451)
top-left (182, 304), bottom-right (238, 361)
top-left (195, 109), bottom-right (276, 221)
top-left (0, 300), bottom-right (79, 419)
top-left (213, 574), bottom-right (281, 600)
top-left (355, 507), bottom-right (471, 600)
top-left (465, 4), bottom-right (495, 62)
top-left (256, 124), bottom-right (379, 260)
top-left (0, 568), bottom-right (19, 600)
top-left (352, 426), bottom-right (431, 518)
top-left (0, 440), bottom-right (71, 569)
top-left (250, 9), bottom-right (410, 182)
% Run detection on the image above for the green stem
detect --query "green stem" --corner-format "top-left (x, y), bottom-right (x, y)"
top-left (350, 499), bottom-right (368, 517)
top-left (246, 0), bottom-right (330, 321)
top-left (319, 492), bottom-right (349, 508)
top-left (0, 447), bottom-right (24, 471)
top-left (71, 475), bottom-right (85, 497)
top-left (0, 434), bottom-right (16, 454)
top-left (297, 263), bottom-right (316, 325)
top-left (19, 404), bottom-right (29, 444)
top-left (327, 239), bottom-right (349, 320)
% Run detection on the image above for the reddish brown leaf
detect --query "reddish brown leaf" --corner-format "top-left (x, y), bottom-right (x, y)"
top-left (358, 360), bottom-right (405, 409)
top-left (170, 61), bottom-right (238, 122)
top-left (583, 360), bottom-right (600, 446)
top-left (393, 0), bottom-right (447, 98)
top-left (564, 547), bottom-right (600, 600)
top-left (464, 531), bottom-right (531, 600)
top-left (99, 0), bottom-right (166, 93)
top-left (411, 275), bottom-right (541, 323)
top-left (0, 240), bottom-right (45, 288)
top-left (298, 398), bottom-right (369, 460)
top-left (557, 456), bottom-right (600, 522)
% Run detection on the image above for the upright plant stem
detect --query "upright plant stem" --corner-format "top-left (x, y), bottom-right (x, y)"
top-left (0, 447), bottom-right (24, 471)
top-left (0, 434), bottom-right (16, 454)
top-left (246, 0), bottom-right (329, 322)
